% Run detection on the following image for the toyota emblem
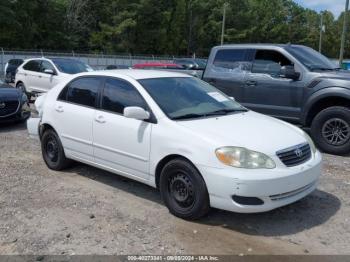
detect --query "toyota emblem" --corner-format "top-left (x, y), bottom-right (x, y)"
top-left (0, 102), bottom-right (5, 109)
top-left (294, 148), bottom-right (303, 158)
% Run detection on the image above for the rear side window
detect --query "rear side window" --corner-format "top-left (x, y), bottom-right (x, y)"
top-left (213, 49), bottom-right (250, 70)
top-left (101, 78), bottom-right (147, 114)
top-left (59, 77), bottom-right (100, 108)
top-left (23, 60), bottom-right (41, 72)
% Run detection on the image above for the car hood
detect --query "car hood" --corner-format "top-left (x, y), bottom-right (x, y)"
top-left (0, 88), bottom-right (21, 100)
top-left (176, 111), bottom-right (308, 156)
top-left (318, 70), bottom-right (350, 80)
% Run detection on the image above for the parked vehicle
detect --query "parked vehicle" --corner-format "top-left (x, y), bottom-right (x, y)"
top-left (0, 82), bottom-right (30, 123)
top-left (105, 65), bottom-right (130, 70)
top-left (15, 58), bottom-right (93, 97)
top-left (133, 62), bottom-right (184, 70)
top-left (173, 58), bottom-right (207, 70)
top-left (133, 62), bottom-right (202, 78)
top-left (4, 59), bottom-right (24, 83)
top-left (203, 44), bottom-right (350, 155)
top-left (27, 70), bottom-right (322, 219)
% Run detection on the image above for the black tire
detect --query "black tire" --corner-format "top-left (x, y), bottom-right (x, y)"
top-left (5, 72), bottom-right (12, 83)
top-left (159, 158), bottom-right (210, 220)
top-left (41, 129), bottom-right (72, 170)
top-left (311, 106), bottom-right (350, 155)
top-left (16, 82), bottom-right (31, 99)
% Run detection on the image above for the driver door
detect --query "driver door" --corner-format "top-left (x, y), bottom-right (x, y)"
top-left (243, 49), bottom-right (304, 121)
top-left (93, 77), bottom-right (152, 181)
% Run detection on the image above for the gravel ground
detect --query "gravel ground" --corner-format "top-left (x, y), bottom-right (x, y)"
top-left (0, 121), bottom-right (349, 255)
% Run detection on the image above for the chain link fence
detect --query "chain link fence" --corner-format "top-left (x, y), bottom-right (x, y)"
top-left (0, 48), bottom-right (191, 80)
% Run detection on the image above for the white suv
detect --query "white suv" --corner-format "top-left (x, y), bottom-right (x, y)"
top-left (27, 70), bottom-right (322, 219)
top-left (15, 58), bottom-right (93, 97)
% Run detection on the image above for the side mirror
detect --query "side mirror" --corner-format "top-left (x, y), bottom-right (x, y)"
top-left (124, 106), bottom-right (150, 121)
top-left (44, 69), bottom-right (55, 75)
top-left (280, 65), bottom-right (300, 80)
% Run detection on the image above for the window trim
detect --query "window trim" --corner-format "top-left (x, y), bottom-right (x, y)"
top-left (57, 76), bottom-right (104, 109)
top-left (97, 77), bottom-right (157, 124)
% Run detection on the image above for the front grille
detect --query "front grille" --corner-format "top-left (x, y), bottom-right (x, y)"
top-left (269, 181), bottom-right (316, 201)
top-left (0, 100), bottom-right (20, 117)
top-left (276, 143), bottom-right (311, 167)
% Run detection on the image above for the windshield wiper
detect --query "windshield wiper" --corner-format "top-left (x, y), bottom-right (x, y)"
top-left (310, 67), bottom-right (337, 71)
top-left (172, 113), bottom-right (207, 120)
top-left (205, 108), bottom-right (248, 116)
top-left (172, 108), bottom-right (248, 120)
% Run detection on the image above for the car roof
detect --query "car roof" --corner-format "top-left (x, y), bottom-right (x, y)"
top-left (212, 43), bottom-right (305, 49)
top-left (76, 69), bottom-right (192, 80)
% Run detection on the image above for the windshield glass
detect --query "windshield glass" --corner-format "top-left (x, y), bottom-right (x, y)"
top-left (285, 45), bottom-right (337, 70)
top-left (52, 59), bottom-right (93, 74)
top-left (138, 77), bottom-right (246, 120)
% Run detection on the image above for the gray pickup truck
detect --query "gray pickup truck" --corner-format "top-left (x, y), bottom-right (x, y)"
top-left (203, 44), bottom-right (350, 155)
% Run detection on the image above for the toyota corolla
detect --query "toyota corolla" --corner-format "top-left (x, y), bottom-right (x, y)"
top-left (27, 70), bottom-right (322, 219)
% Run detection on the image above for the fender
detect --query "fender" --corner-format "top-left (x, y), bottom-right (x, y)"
top-left (301, 86), bottom-right (350, 125)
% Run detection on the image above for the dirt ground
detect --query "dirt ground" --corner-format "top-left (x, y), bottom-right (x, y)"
top-left (0, 121), bottom-right (349, 255)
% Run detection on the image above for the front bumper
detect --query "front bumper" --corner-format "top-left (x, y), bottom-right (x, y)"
top-left (0, 103), bottom-right (30, 123)
top-left (197, 150), bottom-right (322, 213)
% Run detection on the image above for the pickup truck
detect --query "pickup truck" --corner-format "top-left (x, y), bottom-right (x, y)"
top-left (203, 44), bottom-right (350, 155)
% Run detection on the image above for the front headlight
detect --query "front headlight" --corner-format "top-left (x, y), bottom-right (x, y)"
top-left (304, 132), bottom-right (317, 154)
top-left (215, 147), bottom-right (276, 169)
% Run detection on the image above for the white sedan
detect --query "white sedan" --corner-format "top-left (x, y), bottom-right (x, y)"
top-left (27, 70), bottom-right (322, 219)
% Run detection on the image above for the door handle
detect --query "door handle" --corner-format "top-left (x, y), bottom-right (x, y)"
top-left (55, 105), bottom-right (64, 113)
top-left (95, 115), bottom-right (106, 124)
top-left (245, 80), bottom-right (257, 86)
top-left (38, 75), bottom-right (42, 78)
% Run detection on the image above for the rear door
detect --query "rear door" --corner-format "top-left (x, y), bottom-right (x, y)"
top-left (203, 48), bottom-right (253, 102)
top-left (243, 49), bottom-right (304, 121)
top-left (21, 60), bottom-right (41, 92)
top-left (53, 76), bottom-right (102, 162)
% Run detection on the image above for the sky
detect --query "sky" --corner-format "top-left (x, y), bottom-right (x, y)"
top-left (294, 0), bottom-right (346, 18)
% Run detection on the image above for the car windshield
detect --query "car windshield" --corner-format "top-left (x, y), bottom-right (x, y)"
top-left (52, 59), bottom-right (93, 74)
top-left (139, 77), bottom-right (246, 120)
top-left (285, 45), bottom-right (337, 71)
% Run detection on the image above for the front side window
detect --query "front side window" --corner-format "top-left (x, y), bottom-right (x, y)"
top-left (59, 77), bottom-right (100, 108)
top-left (40, 61), bottom-right (56, 73)
top-left (213, 49), bottom-right (251, 70)
top-left (139, 77), bottom-right (246, 120)
top-left (23, 60), bottom-right (41, 72)
top-left (251, 50), bottom-right (293, 77)
top-left (101, 78), bottom-right (147, 114)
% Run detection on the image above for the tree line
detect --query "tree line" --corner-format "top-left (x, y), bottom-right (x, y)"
top-left (0, 0), bottom-right (349, 58)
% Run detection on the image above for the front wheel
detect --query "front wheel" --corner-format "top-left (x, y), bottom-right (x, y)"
top-left (16, 82), bottom-right (31, 99)
top-left (311, 106), bottom-right (350, 155)
top-left (159, 159), bottom-right (210, 220)
top-left (41, 129), bottom-right (72, 170)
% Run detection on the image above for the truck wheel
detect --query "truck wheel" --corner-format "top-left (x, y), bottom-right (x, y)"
top-left (159, 158), bottom-right (210, 220)
top-left (311, 106), bottom-right (350, 155)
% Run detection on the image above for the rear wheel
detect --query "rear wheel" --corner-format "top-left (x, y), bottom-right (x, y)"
top-left (41, 129), bottom-right (72, 170)
top-left (159, 158), bottom-right (210, 220)
top-left (311, 106), bottom-right (350, 155)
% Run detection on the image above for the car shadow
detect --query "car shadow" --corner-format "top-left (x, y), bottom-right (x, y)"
top-left (68, 163), bottom-right (340, 237)
top-left (0, 121), bottom-right (27, 133)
